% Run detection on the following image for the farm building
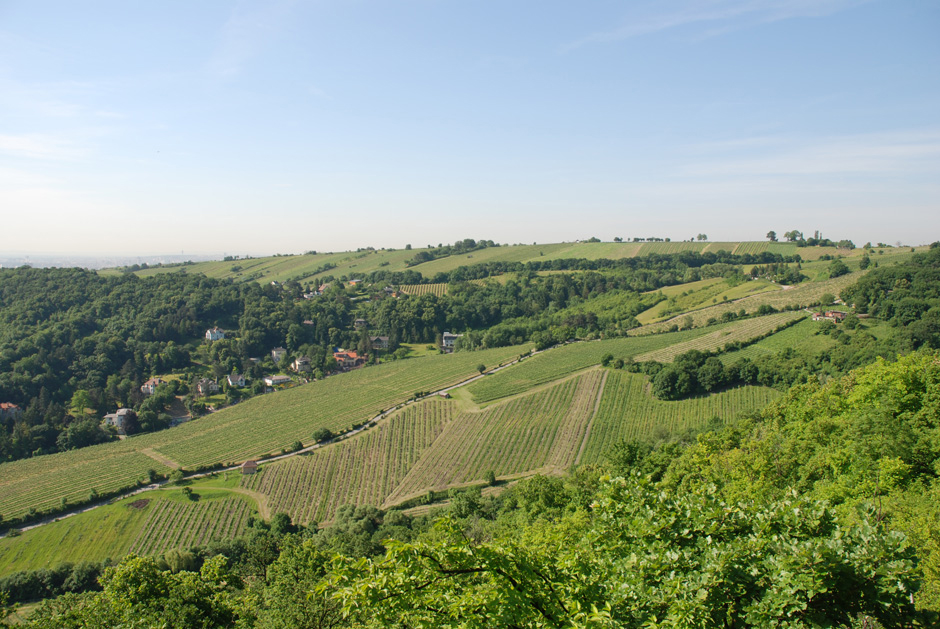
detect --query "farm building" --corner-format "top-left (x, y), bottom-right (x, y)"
top-left (241, 460), bottom-right (259, 475)
top-left (371, 336), bottom-right (389, 350)
top-left (812, 310), bottom-right (847, 323)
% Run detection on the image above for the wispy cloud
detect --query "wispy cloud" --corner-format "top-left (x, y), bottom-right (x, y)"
top-left (564, 0), bottom-right (870, 50)
top-left (206, 0), bottom-right (298, 78)
top-left (0, 133), bottom-right (88, 160)
top-left (681, 129), bottom-right (940, 177)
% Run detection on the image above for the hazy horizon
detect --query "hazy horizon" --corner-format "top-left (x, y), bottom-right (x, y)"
top-left (2, 0), bottom-right (938, 256)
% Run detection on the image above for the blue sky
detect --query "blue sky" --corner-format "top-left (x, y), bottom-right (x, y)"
top-left (1, 0), bottom-right (938, 256)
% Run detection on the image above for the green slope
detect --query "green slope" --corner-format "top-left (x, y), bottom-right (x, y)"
top-left (0, 481), bottom-right (256, 576)
top-left (0, 344), bottom-right (528, 521)
top-left (122, 241), bottom-right (891, 285)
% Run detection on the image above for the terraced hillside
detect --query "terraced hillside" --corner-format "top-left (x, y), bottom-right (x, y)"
top-left (633, 311), bottom-right (807, 363)
top-left (633, 272), bottom-right (864, 334)
top-left (0, 344), bottom-right (527, 520)
top-left (636, 278), bottom-right (781, 324)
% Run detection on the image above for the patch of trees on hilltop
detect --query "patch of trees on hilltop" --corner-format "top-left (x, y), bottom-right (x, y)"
top-left (404, 238), bottom-right (498, 267)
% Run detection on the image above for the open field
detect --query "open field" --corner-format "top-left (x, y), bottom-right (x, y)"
top-left (578, 371), bottom-right (781, 465)
top-left (0, 482), bottom-right (256, 576)
top-left (241, 399), bottom-right (453, 524)
top-left (0, 344), bottom-right (528, 520)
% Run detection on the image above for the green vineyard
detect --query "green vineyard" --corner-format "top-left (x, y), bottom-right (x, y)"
top-left (130, 495), bottom-right (253, 556)
top-left (0, 449), bottom-right (174, 523)
top-left (467, 326), bottom-right (720, 404)
top-left (579, 371), bottom-right (780, 465)
top-left (634, 272), bottom-right (863, 334)
top-left (398, 283), bottom-right (449, 297)
top-left (633, 311), bottom-right (807, 363)
top-left (385, 370), bottom-right (605, 506)
top-left (0, 489), bottom-right (255, 575)
top-left (0, 344), bottom-right (528, 520)
top-left (241, 400), bottom-right (453, 524)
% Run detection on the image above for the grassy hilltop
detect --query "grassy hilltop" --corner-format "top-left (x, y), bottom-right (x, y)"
top-left (113, 239), bottom-right (879, 285)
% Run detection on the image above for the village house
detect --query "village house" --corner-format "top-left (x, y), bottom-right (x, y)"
top-left (196, 378), bottom-right (219, 397)
top-left (318, 283), bottom-right (330, 292)
top-left (348, 279), bottom-right (362, 286)
top-left (140, 377), bottom-right (167, 396)
top-left (812, 310), bottom-right (848, 323)
top-left (205, 327), bottom-right (225, 342)
top-left (102, 408), bottom-right (133, 435)
top-left (442, 331), bottom-right (463, 352)
top-left (354, 318), bottom-right (368, 329)
top-left (264, 375), bottom-right (292, 387)
top-left (333, 350), bottom-right (364, 370)
top-left (226, 374), bottom-right (246, 388)
top-left (271, 347), bottom-right (287, 363)
top-left (291, 356), bottom-right (312, 373)
top-left (0, 402), bottom-right (23, 421)
top-left (371, 336), bottom-right (389, 351)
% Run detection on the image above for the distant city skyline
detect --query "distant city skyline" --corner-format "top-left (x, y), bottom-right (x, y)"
top-left (2, 0), bottom-right (938, 256)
